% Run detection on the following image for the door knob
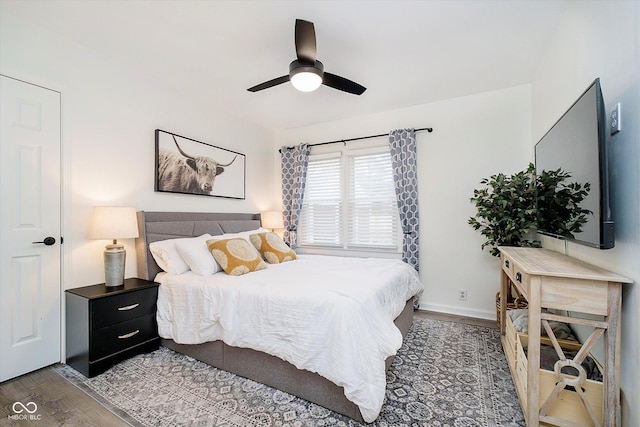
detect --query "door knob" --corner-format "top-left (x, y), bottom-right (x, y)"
top-left (32, 237), bottom-right (56, 246)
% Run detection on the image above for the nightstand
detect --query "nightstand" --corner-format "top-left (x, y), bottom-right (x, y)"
top-left (65, 278), bottom-right (160, 377)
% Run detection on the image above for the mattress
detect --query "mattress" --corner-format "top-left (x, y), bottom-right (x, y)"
top-left (155, 254), bottom-right (423, 422)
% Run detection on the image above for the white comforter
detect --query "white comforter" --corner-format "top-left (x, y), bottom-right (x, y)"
top-left (156, 254), bottom-right (423, 422)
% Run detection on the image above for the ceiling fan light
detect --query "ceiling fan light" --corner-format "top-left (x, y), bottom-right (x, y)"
top-left (290, 71), bottom-right (322, 92)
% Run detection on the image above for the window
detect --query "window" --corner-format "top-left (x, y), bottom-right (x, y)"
top-left (298, 153), bottom-right (343, 246)
top-left (298, 146), bottom-right (400, 252)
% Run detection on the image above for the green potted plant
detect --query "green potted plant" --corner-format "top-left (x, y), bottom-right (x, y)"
top-left (469, 163), bottom-right (591, 257)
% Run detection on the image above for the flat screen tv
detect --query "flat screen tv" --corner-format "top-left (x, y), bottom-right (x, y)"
top-left (534, 78), bottom-right (614, 249)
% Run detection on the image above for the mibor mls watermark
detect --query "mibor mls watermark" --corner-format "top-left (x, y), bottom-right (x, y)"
top-left (8, 401), bottom-right (42, 421)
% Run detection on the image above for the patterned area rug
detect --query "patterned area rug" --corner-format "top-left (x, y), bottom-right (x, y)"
top-left (55, 318), bottom-right (525, 426)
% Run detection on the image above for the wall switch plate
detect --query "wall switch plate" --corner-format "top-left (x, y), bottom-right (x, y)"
top-left (610, 103), bottom-right (621, 135)
top-left (458, 289), bottom-right (467, 301)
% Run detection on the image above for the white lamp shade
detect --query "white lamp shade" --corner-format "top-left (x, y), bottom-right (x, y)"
top-left (261, 211), bottom-right (285, 230)
top-left (88, 206), bottom-right (139, 240)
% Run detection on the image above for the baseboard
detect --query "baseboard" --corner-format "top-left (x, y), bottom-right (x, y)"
top-left (418, 302), bottom-right (496, 321)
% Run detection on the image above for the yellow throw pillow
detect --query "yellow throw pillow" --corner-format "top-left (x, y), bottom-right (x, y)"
top-left (207, 238), bottom-right (267, 276)
top-left (249, 232), bottom-right (297, 264)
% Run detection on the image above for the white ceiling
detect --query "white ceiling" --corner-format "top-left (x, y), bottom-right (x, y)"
top-left (2, 0), bottom-right (570, 131)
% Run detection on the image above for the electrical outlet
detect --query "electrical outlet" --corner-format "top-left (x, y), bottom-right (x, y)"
top-left (610, 103), bottom-right (621, 135)
top-left (458, 289), bottom-right (467, 301)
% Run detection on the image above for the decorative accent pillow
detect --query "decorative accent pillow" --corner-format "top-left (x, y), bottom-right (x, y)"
top-left (207, 238), bottom-right (267, 276)
top-left (175, 234), bottom-right (221, 276)
top-left (249, 232), bottom-right (297, 264)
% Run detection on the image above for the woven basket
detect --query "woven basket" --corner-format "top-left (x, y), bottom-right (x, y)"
top-left (495, 283), bottom-right (528, 327)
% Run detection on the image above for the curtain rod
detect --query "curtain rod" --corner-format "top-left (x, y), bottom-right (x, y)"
top-left (279, 127), bottom-right (433, 152)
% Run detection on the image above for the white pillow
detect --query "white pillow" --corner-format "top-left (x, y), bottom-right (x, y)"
top-left (175, 234), bottom-right (221, 275)
top-left (207, 227), bottom-right (268, 244)
top-left (149, 236), bottom-right (200, 275)
top-left (239, 227), bottom-right (268, 240)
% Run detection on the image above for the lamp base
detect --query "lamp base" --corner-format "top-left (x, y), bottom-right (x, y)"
top-left (104, 244), bottom-right (125, 287)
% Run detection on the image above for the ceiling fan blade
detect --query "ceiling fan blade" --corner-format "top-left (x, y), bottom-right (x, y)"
top-left (295, 19), bottom-right (316, 63)
top-left (247, 75), bottom-right (290, 92)
top-left (322, 72), bottom-right (366, 95)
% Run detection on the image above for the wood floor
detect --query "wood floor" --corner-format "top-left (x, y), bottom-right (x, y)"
top-left (0, 311), bottom-right (496, 426)
top-left (0, 366), bottom-right (125, 426)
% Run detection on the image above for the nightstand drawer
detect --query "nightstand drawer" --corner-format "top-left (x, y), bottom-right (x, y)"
top-left (91, 314), bottom-right (157, 360)
top-left (91, 287), bottom-right (158, 330)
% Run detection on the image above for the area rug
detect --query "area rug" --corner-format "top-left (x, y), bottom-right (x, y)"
top-left (55, 318), bottom-right (525, 426)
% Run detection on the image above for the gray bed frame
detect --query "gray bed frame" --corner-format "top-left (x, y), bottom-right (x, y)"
top-left (135, 211), bottom-right (414, 423)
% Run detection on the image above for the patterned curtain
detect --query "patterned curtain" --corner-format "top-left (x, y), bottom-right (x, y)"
top-left (280, 144), bottom-right (310, 249)
top-left (389, 129), bottom-right (420, 271)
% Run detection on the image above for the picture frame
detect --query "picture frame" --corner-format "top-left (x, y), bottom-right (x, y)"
top-left (155, 129), bottom-right (245, 199)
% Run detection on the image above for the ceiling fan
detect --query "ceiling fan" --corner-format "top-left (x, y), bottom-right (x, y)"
top-left (247, 19), bottom-right (366, 95)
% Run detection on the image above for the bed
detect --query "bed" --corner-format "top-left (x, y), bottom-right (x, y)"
top-left (135, 211), bottom-right (423, 423)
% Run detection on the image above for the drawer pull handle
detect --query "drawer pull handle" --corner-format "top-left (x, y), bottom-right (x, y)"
top-left (118, 330), bottom-right (140, 339)
top-left (505, 260), bottom-right (510, 268)
top-left (516, 272), bottom-right (522, 283)
top-left (118, 303), bottom-right (139, 311)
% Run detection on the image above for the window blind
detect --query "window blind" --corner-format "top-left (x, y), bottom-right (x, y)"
top-left (347, 151), bottom-right (399, 249)
top-left (299, 148), bottom-right (400, 252)
top-left (298, 154), bottom-right (343, 247)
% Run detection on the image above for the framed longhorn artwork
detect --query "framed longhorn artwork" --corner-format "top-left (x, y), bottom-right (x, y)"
top-left (155, 129), bottom-right (246, 199)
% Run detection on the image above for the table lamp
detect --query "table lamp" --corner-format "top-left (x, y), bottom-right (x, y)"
top-left (261, 211), bottom-right (284, 232)
top-left (88, 206), bottom-right (139, 287)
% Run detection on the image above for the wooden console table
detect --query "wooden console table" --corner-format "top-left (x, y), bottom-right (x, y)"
top-left (498, 247), bottom-right (631, 427)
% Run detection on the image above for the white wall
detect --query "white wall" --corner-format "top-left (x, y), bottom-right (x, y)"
top-left (531, 2), bottom-right (640, 425)
top-left (279, 84), bottom-right (532, 319)
top-left (0, 11), bottom-right (276, 290)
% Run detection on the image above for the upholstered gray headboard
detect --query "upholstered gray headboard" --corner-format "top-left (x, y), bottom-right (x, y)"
top-left (136, 211), bottom-right (261, 281)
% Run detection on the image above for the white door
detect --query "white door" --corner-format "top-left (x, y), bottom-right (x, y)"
top-left (0, 75), bottom-right (61, 382)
